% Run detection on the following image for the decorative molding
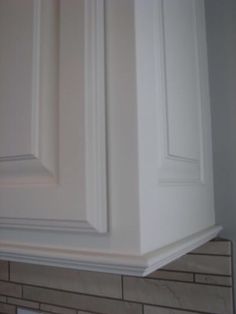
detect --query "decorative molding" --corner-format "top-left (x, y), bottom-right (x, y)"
top-left (84, 0), bottom-right (107, 232)
top-left (0, 217), bottom-right (101, 233)
top-left (0, 154), bottom-right (35, 162)
top-left (154, 0), bottom-right (205, 185)
top-left (0, 226), bottom-right (222, 276)
top-left (31, 0), bottom-right (41, 158)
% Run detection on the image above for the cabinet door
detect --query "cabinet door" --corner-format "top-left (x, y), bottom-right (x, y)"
top-left (0, 0), bottom-right (107, 233)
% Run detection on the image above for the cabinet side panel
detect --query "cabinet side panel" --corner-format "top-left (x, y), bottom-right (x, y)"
top-left (135, 0), bottom-right (215, 253)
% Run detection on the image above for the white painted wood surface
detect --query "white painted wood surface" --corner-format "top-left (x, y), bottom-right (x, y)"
top-left (0, 0), bottom-right (107, 233)
top-left (0, 0), bottom-right (219, 275)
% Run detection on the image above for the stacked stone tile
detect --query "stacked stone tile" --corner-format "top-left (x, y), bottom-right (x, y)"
top-left (0, 239), bottom-right (233, 314)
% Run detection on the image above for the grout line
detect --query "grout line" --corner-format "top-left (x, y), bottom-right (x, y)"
top-left (147, 278), bottom-right (194, 284)
top-left (21, 284), bottom-right (148, 307)
top-left (136, 303), bottom-right (217, 314)
top-left (157, 270), bottom-right (231, 277)
top-left (146, 276), bottom-right (232, 288)
top-left (155, 268), bottom-right (231, 276)
top-left (231, 241), bottom-right (235, 314)
top-left (20, 289), bottom-right (157, 309)
top-left (8, 261), bottom-right (10, 282)
top-left (121, 275), bottom-right (124, 300)
top-left (188, 252), bottom-right (231, 257)
top-left (14, 282), bottom-right (124, 301)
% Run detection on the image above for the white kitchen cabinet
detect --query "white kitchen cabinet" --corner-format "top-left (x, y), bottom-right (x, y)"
top-left (0, 0), bottom-right (221, 276)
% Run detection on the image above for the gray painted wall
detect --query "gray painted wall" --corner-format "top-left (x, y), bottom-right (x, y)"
top-left (205, 0), bottom-right (236, 305)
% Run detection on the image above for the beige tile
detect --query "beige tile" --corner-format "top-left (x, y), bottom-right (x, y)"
top-left (7, 297), bottom-right (39, 309)
top-left (0, 281), bottom-right (21, 297)
top-left (191, 240), bottom-right (231, 255)
top-left (0, 261), bottom-right (8, 280)
top-left (0, 302), bottom-right (16, 314)
top-left (123, 277), bottom-right (233, 314)
top-left (195, 274), bottom-right (232, 286)
top-left (148, 270), bottom-right (193, 282)
top-left (23, 286), bottom-right (142, 314)
top-left (144, 305), bottom-right (202, 314)
top-left (11, 262), bottom-right (121, 298)
top-left (163, 254), bottom-right (231, 275)
top-left (40, 303), bottom-right (76, 314)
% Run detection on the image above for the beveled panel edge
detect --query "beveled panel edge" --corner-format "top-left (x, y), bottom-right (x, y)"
top-left (84, 0), bottom-right (107, 233)
top-left (154, 0), bottom-right (205, 185)
top-left (0, 217), bottom-right (99, 233)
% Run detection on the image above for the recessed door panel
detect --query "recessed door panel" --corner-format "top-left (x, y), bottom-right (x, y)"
top-left (0, 0), bottom-right (107, 233)
top-left (156, 0), bottom-right (205, 183)
top-left (164, 0), bottom-right (201, 161)
top-left (0, 0), bottom-right (34, 159)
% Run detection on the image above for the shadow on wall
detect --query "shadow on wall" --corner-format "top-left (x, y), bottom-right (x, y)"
top-left (205, 0), bottom-right (236, 311)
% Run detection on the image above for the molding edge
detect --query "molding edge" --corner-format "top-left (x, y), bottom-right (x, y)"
top-left (0, 225), bottom-right (222, 276)
top-left (84, 0), bottom-right (107, 233)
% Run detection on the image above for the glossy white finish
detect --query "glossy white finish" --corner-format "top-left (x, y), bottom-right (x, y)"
top-left (0, 0), bottom-right (219, 275)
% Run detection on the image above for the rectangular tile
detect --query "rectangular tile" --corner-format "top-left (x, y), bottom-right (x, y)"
top-left (145, 305), bottom-right (202, 314)
top-left (195, 274), bottom-right (232, 286)
top-left (123, 277), bottom-right (233, 314)
top-left (0, 261), bottom-right (8, 280)
top-left (0, 281), bottom-right (21, 297)
top-left (0, 302), bottom-right (16, 314)
top-left (0, 295), bottom-right (6, 302)
top-left (7, 297), bottom-right (39, 309)
top-left (23, 285), bottom-right (142, 314)
top-left (163, 254), bottom-right (231, 275)
top-left (40, 303), bottom-right (77, 314)
top-left (148, 270), bottom-right (193, 282)
top-left (191, 241), bottom-right (231, 255)
top-left (11, 262), bottom-right (122, 298)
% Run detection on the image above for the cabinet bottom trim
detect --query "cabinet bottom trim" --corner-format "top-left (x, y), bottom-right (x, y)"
top-left (0, 225), bottom-right (221, 276)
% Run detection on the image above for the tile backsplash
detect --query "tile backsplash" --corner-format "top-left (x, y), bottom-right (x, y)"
top-left (0, 239), bottom-right (234, 314)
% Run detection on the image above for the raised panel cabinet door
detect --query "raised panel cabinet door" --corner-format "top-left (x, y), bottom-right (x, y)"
top-left (0, 0), bottom-right (219, 276)
top-left (0, 0), bottom-right (107, 233)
